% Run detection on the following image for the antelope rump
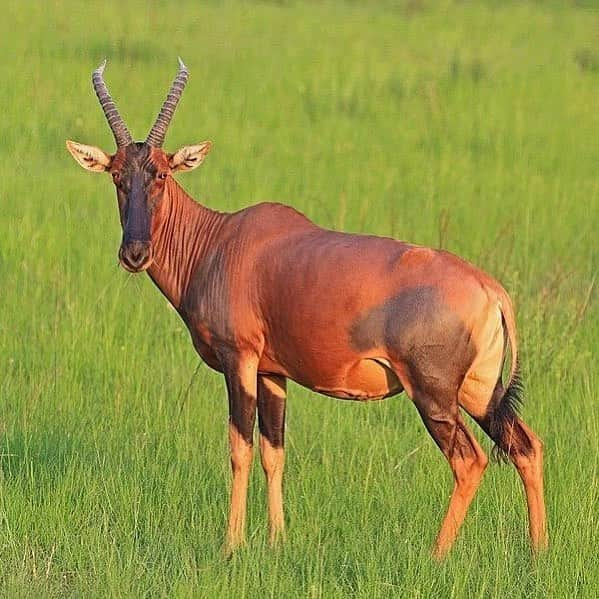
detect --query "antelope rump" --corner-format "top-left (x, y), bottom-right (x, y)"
top-left (66, 59), bottom-right (547, 559)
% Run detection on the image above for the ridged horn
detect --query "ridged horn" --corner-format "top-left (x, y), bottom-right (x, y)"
top-left (145, 58), bottom-right (189, 147)
top-left (92, 60), bottom-right (133, 148)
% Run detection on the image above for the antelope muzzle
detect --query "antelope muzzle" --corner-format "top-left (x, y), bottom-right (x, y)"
top-left (119, 240), bottom-right (153, 273)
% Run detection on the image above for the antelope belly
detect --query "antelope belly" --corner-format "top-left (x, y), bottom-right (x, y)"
top-left (312, 358), bottom-right (404, 401)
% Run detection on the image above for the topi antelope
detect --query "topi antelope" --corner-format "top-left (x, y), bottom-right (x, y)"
top-left (66, 59), bottom-right (547, 559)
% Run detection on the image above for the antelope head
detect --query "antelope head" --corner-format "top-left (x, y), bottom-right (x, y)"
top-left (66, 59), bottom-right (211, 272)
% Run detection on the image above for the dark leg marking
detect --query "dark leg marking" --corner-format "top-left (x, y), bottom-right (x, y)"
top-left (413, 391), bottom-right (488, 559)
top-left (258, 374), bottom-right (286, 448)
top-left (258, 374), bottom-right (287, 544)
top-left (220, 353), bottom-right (259, 555)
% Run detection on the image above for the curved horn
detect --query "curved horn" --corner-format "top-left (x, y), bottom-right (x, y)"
top-left (92, 60), bottom-right (133, 148)
top-left (146, 58), bottom-right (189, 147)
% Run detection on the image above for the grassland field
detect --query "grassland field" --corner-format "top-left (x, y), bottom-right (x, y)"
top-left (0, 1), bottom-right (597, 597)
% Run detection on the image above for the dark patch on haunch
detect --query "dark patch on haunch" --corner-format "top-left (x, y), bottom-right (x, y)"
top-left (350, 286), bottom-right (442, 352)
top-left (350, 286), bottom-right (476, 392)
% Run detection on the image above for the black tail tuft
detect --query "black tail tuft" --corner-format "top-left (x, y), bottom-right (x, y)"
top-left (490, 363), bottom-right (530, 463)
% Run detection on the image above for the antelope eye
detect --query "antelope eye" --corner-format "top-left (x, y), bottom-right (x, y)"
top-left (112, 172), bottom-right (121, 182)
top-left (158, 172), bottom-right (168, 180)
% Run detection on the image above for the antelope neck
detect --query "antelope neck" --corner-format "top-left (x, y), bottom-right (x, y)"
top-left (147, 177), bottom-right (227, 308)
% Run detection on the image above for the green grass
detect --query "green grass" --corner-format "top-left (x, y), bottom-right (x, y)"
top-left (1, 0), bottom-right (597, 596)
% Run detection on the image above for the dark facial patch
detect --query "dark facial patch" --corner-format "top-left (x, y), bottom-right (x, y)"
top-left (113, 143), bottom-right (165, 242)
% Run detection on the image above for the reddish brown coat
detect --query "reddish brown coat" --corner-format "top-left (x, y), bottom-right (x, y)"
top-left (66, 60), bottom-right (547, 558)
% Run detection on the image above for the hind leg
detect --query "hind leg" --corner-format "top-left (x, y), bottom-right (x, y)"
top-left (477, 410), bottom-right (547, 552)
top-left (459, 313), bottom-right (547, 554)
top-left (413, 395), bottom-right (489, 559)
top-left (512, 419), bottom-right (547, 552)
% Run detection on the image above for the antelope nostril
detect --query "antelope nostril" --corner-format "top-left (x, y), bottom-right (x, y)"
top-left (130, 248), bottom-right (144, 264)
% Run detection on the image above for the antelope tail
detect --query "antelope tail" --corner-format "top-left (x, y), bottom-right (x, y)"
top-left (489, 298), bottom-right (530, 461)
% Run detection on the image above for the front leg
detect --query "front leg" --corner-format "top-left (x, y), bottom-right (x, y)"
top-left (258, 374), bottom-right (287, 545)
top-left (221, 353), bottom-right (259, 555)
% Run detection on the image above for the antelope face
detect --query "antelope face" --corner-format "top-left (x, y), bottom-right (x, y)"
top-left (66, 59), bottom-right (211, 273)
top-left (112, 143), bottom-right (164, 272)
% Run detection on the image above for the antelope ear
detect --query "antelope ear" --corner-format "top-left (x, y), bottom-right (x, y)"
top-left (169, 141), bottom-right (212, 172)
top-left (66, 140), bottom-right (112, 172)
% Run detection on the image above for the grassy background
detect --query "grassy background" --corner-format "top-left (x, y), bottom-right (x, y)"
top-left (1, 0), bottom-right (597, 596)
